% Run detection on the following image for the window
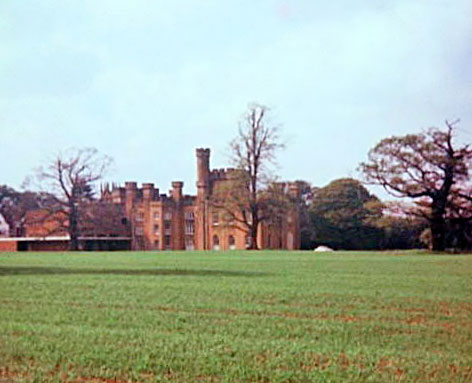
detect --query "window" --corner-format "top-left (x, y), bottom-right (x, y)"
top-left (154, 224), bottom-right (159, 235)
top-left (136, 212), bottom-right (144, 222)
top-left (165, 235), bottom-right (171, 250)
top-left (226, 213), bottom-right (235, 226)
top-left (164, 220), bottom-right (171, 235)
top-left (185, 212), bottom-right (194, 220)
top-left (185, 236), bottom-right (194, 250)
top-left (135, 227), bottom-right (144, 236)
top-left (212, 212), bottom-right (219, 226)
top-left (212, 235), bottom-right (220, 251)
top-left (287, 232), bottom-right (294, 249)
top-left (153, 212), bottom-right (160, 220)
top-left (228, 235), bottom-right (236, 250)
top-left (154, 239), bottom-right (160, 249)
top-left (185, 220), bottom-right (194, 235)
top-left (164, 212), bottom-right (172, 220)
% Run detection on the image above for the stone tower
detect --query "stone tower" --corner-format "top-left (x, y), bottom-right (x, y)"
top-left (195, 148), bottom-right (211, 249)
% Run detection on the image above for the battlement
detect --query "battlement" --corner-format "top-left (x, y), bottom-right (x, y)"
top-left (209, 167), bottom-right (238, 181)
top-left (196, 148), bottom-right (210, 157)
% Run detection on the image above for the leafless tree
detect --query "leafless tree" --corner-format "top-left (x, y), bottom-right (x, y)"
top-left (215, 104), bottom-right (286, 249)
top-left (28, 147), bottom-right (113, 250)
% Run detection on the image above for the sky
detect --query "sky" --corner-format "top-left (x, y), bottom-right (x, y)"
top-left (1, 0), bottom-right (471, 198)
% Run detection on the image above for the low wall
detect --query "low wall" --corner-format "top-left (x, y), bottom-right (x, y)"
top-left (0, 240), bottom-right (18, 252)
top-left (0, 238), bottom-right (131, 252)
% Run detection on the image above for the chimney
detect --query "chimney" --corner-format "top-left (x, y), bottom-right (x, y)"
top-left (125, 181), bottom-right (137, 217)
top-left (172, 181), bottom-right (184, 202)
top-left (142, 183), bottom-right (154, 202)
top-left (125, 182), bottom-right (137, 198)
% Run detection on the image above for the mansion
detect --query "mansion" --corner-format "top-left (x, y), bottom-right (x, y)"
top-left (101, 148), bottom-right (301, 251)
top-left (0, 148), bottom-right (300, 252)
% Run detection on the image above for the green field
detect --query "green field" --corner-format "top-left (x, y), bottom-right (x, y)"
top-left (0, 251), bottom-right (471, 383)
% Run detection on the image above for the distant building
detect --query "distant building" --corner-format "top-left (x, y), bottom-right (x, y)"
top-left (2, 148), bottom-right (300, 252)
top-left (101, 148), bottom-right (300, 251)
top-left (0, 214), bottom-right (9, 238)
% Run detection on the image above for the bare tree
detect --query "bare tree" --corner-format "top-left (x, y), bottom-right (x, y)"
top-left (360, 121), bottom-right (472, 251)
top-left (28, 147), bottom-right (113, 250)
top-left (216, 104), bottom-right (285, 249)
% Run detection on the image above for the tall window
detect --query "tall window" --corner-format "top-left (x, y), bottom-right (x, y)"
top-left (154, 224), bottom-right (160, 235)
top-left (164, 212), bottom-right (172, 220)
top-left (212, 235), bottom-right (220, 250)
top-left (164, 220), bottom-right (171, 235)
top-left (136, 212), bottom-right (144, 222)
top-left (153, 212), bottom-right (160, 220)
top-left (212, 212), bottom-right (219, 226)
top-left (185, 221), bottom-right (194, 235)
top-left (228, 235), bottom-right (236, 250)
top-left (185, 236), bottom-right (194, 251)
top-left (165, 235), bottom-right (171, 250)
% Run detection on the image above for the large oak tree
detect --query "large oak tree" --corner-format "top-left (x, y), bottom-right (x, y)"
top-left (360, 122), bottom-right (472, 251)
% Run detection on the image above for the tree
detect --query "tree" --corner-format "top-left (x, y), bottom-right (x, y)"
top-left (0, 185), bottom-right (51, 236)
top-left (288, 180), bottom-right (319, 250)
top-left (28, 147), bottom-right (113, 250)
top-left (373, 202), bottom-right (427, 249)
top-left (309, 178), bottom-right (384, 250)
top-left (360, 121), bottom-right (472, 251)
top-left (218, 104), bottom-right (285, 249)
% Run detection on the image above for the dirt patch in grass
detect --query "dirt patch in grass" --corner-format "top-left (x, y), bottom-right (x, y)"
top-left (0, 367), bottom-right (27, 381)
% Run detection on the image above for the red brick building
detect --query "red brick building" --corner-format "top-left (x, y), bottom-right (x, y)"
top-left (1, 148), bottom-right (300, 252)
top-left (101, 148), bottom-right (300, 251)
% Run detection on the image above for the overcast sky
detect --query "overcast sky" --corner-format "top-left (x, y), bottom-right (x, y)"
top-left (1, 0), bottom-right (471, 197)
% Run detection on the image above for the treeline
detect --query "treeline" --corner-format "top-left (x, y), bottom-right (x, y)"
top-left (1, 116), bottom-right (471, 252)
top-left (298, 120), bottom-right (472, 252)
top-left (296, 178), bottom-right (427, 250)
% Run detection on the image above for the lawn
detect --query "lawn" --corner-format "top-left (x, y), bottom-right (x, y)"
top-left (0, 251), bottom-right (471, 383)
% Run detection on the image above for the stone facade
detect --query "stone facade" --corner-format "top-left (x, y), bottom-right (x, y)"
top-left (102, 148), bottom-right (301, 251)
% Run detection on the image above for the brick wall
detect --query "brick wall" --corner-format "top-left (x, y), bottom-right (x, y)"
top-left (0, 240), bottom-right (18, 252)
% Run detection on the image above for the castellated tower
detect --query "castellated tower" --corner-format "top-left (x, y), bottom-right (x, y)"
top-left (196, 148), bottom-right (210, 198)
top-left (195, 148), bottom-right (211, 249)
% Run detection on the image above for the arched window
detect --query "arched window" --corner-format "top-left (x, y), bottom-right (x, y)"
top-left (213, 235), bottom-right (220, 250)
top-left (287, 232), bottom-right (294, 249)
top-left (228, 235), bottom-right (236, 250)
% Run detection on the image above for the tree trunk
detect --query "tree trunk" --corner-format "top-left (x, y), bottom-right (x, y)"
top-left (248, 217), bottom-right (259, 250)
top-left (69, 202), bottom-right (79, 251)
top-left (430, 200), bottom-right (446, 252)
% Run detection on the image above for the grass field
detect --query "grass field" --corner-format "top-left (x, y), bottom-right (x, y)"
top-left (0, 251), bottom-right (471, 383)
